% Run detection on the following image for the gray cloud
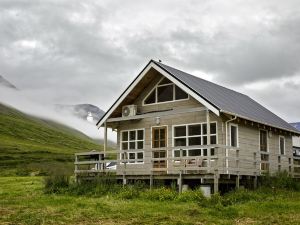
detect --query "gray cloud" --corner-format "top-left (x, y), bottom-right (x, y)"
top-left (0, 0), bottom-right (300, 123)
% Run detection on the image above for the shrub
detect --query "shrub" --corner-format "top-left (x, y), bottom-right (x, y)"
top-left (261, 171), bottom-right (300, 191)
top-left (44, 174), bottom-right (70, 193)
top-left (141, 187), bottom-right (177, 201)
top-left (117, 186), bottom-right (140, 199)
top-left (177, 188), bottom-right (206, 202)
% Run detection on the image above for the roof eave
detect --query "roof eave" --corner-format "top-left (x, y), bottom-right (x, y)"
top-left (220, 110), bottom-right (300, 135)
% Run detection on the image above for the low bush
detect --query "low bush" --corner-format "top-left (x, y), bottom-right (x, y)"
top-left (261, 171), bottom-right (300, 191)
top-left (177, 188), bottom-right (206, 202)
top-left (141, 187), bottom-right (177, 201)
top-left (44, 174), bottom-right (70, 193)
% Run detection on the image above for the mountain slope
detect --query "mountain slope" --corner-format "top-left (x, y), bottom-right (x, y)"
top-left (0, 103), bottom-right (103, 176)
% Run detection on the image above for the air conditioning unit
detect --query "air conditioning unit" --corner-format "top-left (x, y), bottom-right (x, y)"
top-left (122, 105), bottom-right (137, 117)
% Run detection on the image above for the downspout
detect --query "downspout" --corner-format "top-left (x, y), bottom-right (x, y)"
top-left (225, 116), bottom-right (237, 174)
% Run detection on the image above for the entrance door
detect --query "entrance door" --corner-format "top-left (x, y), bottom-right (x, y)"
top-left (152, 126), bottom-right (167, 170)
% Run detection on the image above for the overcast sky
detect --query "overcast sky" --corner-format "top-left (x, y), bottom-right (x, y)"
top-left (1, 0), bottom-right (300, 122)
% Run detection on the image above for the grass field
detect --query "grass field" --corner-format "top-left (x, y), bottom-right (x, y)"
top-left (1, 176), bottom-right (300, 225)
top-left (0, 103), bottom-right (104, 176)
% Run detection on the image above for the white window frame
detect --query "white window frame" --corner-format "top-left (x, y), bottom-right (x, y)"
top-left (120, 129), bottom-right (145, 164)
top-left (229, 123), bottom-right (239, 148)
top-left (279, 135), bottom-right (285, 155)
top-left (142, 77), bottom-right (189, 106)
top-left (172, 122), bottom-right (218, 147)
top-left (172, 122), bottom-right (218, 158)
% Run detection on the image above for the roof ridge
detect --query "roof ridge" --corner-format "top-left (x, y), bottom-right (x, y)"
top-left (153, 60), bottom-right (249, 98)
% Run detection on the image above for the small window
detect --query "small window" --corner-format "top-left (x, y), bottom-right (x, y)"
top-left (230, 125), bottom-right (238, 147)
top-left (279, 136), bottom-right (285, 155)
top-left (210, 123), bottom-right (217, 134)
top-left (260, 130), bottom-right (268, 152)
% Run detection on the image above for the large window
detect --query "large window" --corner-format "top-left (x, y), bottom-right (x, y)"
top-left (259, 130), bottom-right (268, 152)
top-left (279, 136), bottom-right (285, 155)
top-left (230, 124), bottom-right (238, 147)
top-left (144, 77), bottom-right (188, 105)
top-left (121, 129), bottom-right (144, 150)
top-left (173, 122), bottom-right (217, 157)
top-left (120, 129), bottom-right (144, 164)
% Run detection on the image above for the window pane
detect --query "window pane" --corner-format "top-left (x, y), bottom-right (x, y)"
top-left (122, 132), bottom-right (128, 141)
top-left (174, 150), bottom-right (180, 157)
top-left (154, 129), bottom-right (159, 140)
top-left (188, 124), bottom-right (201, 136)
top-left (174, 126), bottom-right (186, 137)
top-left (175, 85), bottom-right (188, 100)
top-left (210, 148), bottom-right (215, 156)
top-left (137, 130), bottom-right (144, 140)
top-left (160, 129), bottom-right (166, 139)
top-left (188, 137), bottom-right (201, 146)
top-left (129, 153), bottom-right (135, 160)
top-left (202, 124), bottom-right (207, 135)
top-left (157, 85), bottom-right (173, 102)
top-left (145, 89), bottom-right (156, 104)
top-left (160, 140), bottom-right (166, 148)
top-left (230, 126), bottom-right (237, 147)
top-left (210, 123), bottom-right (217, 134)
top-left (203, 149), bottom-right (207, 156)
top-left (137, 141), bottom-right (143, 149)
top-left (175, 138), bottom-right (186, 147)
top-left (122, 142), bottom-right (128, 150)
top-left (159, 77), bottom-right (172, 85)
top-left (153, 140), bottom-right (159, 148)
top-left (189, 149), bottom-right (201, 156)
top-left (129, 142), bottom-right (135, 149)
top-left (202, 136), bottom-right (207, 145)
top-left (129, 131), bottom-right (136, 140)
top-left (137, 152), bottom-right (143, 159)
top-left (211, 135), bottom-right (217, 145)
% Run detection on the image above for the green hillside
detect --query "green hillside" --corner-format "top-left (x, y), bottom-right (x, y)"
top-left (0, 103), bottom-right (103, 176)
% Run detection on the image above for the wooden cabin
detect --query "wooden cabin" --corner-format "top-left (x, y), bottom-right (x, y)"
top-left (75, 60), bottom-right (300, 192)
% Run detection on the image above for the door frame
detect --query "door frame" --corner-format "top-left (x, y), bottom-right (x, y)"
top-left (151, 125), bottom-right (168, 169)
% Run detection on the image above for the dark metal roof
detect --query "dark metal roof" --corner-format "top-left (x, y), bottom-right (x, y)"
top-left (290, 122), bottom-right (300, 131)
top-left (153, 60), bottom-right (299, 133)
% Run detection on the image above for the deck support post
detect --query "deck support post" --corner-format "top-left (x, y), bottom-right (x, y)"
top-left (150, 174), bottom-right (153, 190)
top-left (214, 173), bottom-right (219, 193)
top-left (178, 171), bottom-right (183, 193)
top-left (236, 174), bottom-right (240, 189)
top-left (253, 175), bottom-right (258, 189)
top-left (104, 122), bottom-right (107, 156)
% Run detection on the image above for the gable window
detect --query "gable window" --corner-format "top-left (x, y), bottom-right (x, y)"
top-left (259, 130), bottom-right (268, 152)
top-left (279, 136), bottom-right (285, 155)
top-left (143, 77), bottom-right (188, 105)
top-left (173, 122), bottom-right (217, 157)
top-left (230, 124), bottom-right (238, 147)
